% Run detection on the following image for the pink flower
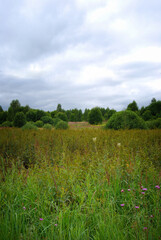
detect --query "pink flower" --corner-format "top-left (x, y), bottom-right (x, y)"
top-left (120, 204), bottom-right (125, 207)
top-left (142, 188), bottom-right (147, 191)
top-left (121, 189), bottom-right (124, 192)
top-left (23, 207), bottom-right (26, 210)
top-left (150, 215), bottom-right (154, 218)
top-left (128, 189), bottom-right (131, 191)
top-left (54, 224), bottom-right (58, 226)
top-left (143, 227), bottom-right (147, 230)
top-left (135, 206), bottom-right (139, 209)
top-left (39, 218), bottom-right (44, 221)
top-left (141, 192), bottom-right (145, 194)
top-left (155, 185), bottom-right (160, 189)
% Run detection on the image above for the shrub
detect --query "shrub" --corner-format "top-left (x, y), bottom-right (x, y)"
top-left (43, 123), bottom-right (53, 130)
top-left (88, 107), bottom-right (103, 125)
top-left (105, 110), bottom-right (147, 130)
top-left (56, 112), bottom-right (68, 122)
top-left (14, 112), bottom-right (26, 127)
top-left (41, 116), bottom-right (54, 125)
top-left (1, 121), bottom-right (13, 127)
top-left (55, 120), bottom-right (68, 129)
top-left (146, 118), bottom-right (161, 129)
top-left (53, 117), bottom-right (61, 126)
top-left (34, 120), bottom-right (44, 128)
top-left (22, 122), bottom-right (38, 130)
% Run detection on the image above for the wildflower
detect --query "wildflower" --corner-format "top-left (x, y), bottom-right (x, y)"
top-left (92, 137), bottom-right (97, 142)
top-left (23, 207), bottom-right (26, 210)
top-left (128, 189), bottom-right (131, 191)
top-left (142, 188), bottom-right (147, 191)
top-left (143, 227), bottom-right (148, 230)
top-left (39, 218), bottom-right (44, 221)
top-left (155, 185), bottom-right (160, 189)
top-left (121, 189), bottom-right (124, 192)
top-left (54, 224), bottom-right (58, 226)
top-left (150, 215), bottom-right (154, 218)
top-left (141, 192), bottom-right (145, 194)
top-left (117, 143), bottom-right (121, 147)
top-left (120, 204), bottom-right (125, 207)
top-left (135, 206), bottom-right (139, 209)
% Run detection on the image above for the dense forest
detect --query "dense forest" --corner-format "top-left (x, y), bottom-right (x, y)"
top-left (0, 98), bottom-right (161, 129)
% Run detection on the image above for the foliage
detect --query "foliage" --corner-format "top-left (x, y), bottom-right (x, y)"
top-left (41, 116), bottom-right (54, 125)
top-left (127, 100), bottom-right (139, 112)
top-left (26, 109), bottom-right (37, 122)
top-left (14, 112), bottom-right (26, 127)
top-left (142, 110), bottom-right (153, 121)
top-left (0, 111), bottom-right (8, 124)
top-left (105, 110), bottom-right (147, 130)
top-left (56, 112), bottom-right (68, 122)
top-left (34, 120), bottom-right (44, 128)
top-left (53, 118), bottom-right (61, 127)
top-left (88, 107), bottom-right (103, 125)
top-left (0, 105), bottom-right (3, 112)
top-left (1, 121), bottom-right (13, 127)
top-left (22, 122), bottom-right (38, 130)
top-left (55, 120), bottom-right (69, 129)
top-left (7, 99), bottom-right (21, 121)
top-left (43, 123), bottom-right (53, 129)
top-left (146, 118), bottom-right (161, 129)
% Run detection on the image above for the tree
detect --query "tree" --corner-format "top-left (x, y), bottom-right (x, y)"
top-left (56, 112), bottom-right (68, 122)
top-left (8, 99), bottom-right (21, 121)
top-left (26, 109), bottom-right (37, 122)
top-left (14, 112), bottom-right (26, 127)
top-left (105, 110), bottom-right (147, 130)
top-left (0, 105), bottom-right (3, 112)
top-left (127, 100), bottom-right (138, 112)
top-left (57, 104), bottom-right (62, 112)
top-left (88, 107), bottom-right (103, 125)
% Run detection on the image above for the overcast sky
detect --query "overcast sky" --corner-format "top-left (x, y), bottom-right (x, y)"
top-left (0, 0), bottom-right (161, 111)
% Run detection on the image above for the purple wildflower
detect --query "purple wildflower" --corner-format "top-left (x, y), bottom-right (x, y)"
top-left (121, 189), bottom-right (124, 192)
top-left (141, 192), bottom-right (145, 195)
top-left (54, 224), bottom-right (58, 226)
top-left (142, 188), bottom-right (147, 191)
top-left (135, 206), bottom-right (139, 209)
top-left (120, 204), bottom-right (125, 207)
top-left (23, 207), bottom-right (26, 210)
top-left (128, 189), bottom-right (131, 191)
top-left (143, 227), bottom-right (148, 230)
top-left (150, 215), bottom-right (154, 218)
top-left (155, 185), bottom-right (160, 189)
top-left (39, 218), bottom-right (44, 221)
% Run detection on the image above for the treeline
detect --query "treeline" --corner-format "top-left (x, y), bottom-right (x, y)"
top-left (0, 98), bottom-right (161, 128)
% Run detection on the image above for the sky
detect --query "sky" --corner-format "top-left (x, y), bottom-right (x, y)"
top-left (0, 0), bottom-right (161, 111)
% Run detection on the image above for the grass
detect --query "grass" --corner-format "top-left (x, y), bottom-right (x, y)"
top-left (0, 128), bottom-right (161, 239)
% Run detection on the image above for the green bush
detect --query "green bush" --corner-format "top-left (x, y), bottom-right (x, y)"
top-left (1, 121), bottom-right (13, 127)
top-left (43, 123), bottom-right (53, 129)
top-left (105, 110), bottom-right (147, 130)
top-left (56, 112), bottom-right (68, 122)
top-left (34, 120), bottom-right (44, 128)
top-left (53, 117), bottom-right (61, 126)
top-left (41, 116), bottom-right (54, 125)
top-left (55, 120), bottom-right (68, 129)
top-left (14, 112), bottom-right (26, 127)
top-left (88, 107), bottom-right (103, 125)
top-left (22, 122), bottom-right (38, 130)
top-left (146, 118), bottom-right (161, 129)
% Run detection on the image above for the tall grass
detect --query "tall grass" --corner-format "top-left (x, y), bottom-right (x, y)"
top-left (0, 128), bottom-right (161, 239)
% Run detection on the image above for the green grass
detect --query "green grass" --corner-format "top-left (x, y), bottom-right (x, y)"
top-left (0, 128), bottom-right (161, 239)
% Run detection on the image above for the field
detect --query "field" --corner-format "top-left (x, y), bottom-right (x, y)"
top-left (0, 127), bottom-right (161, 240)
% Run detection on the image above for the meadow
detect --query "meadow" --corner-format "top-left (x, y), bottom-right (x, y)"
top-left (0, 127), bottom-right (161, 240)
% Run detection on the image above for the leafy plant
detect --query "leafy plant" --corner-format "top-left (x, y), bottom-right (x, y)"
top-left (55, 120), bottom-right (68, 129)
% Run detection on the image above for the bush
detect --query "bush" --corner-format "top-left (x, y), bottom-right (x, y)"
top-left (14, 112), bottom-right (26, 127)
top-left (34, 120), bottom-right (44, 128)
top-left (88, 107), bottom-right (103, 125)
top-left (56, 112), bottom-right (68, 122)
top-left (1, 121), bottom-right (13, 127)
top-left (22, 122), bottom-right (38, 130)
top-left (105, 110), bottom-right (147, 130)
top-left (53, 117), bottom-right (61, 126)
top-left (146, 118), bottom-right (161, 129)
top-left (43, 123), bottom-right (53, 130)
top-left (41, 116), bottom-right (54, 125)
top-left (55, 120), bottom-right (69, 130)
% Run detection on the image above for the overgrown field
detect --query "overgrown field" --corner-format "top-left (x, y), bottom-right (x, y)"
top-left (0, 128), bottom-right (161, 240)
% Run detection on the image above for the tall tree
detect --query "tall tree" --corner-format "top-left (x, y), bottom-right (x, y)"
top-left (8, 99), bottom-right (21, 121)
top-left (127, 100), bottom-right (139, 112)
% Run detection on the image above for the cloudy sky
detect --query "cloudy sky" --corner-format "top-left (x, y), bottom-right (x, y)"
top-left (0, 0), bottom-right (161, 111)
